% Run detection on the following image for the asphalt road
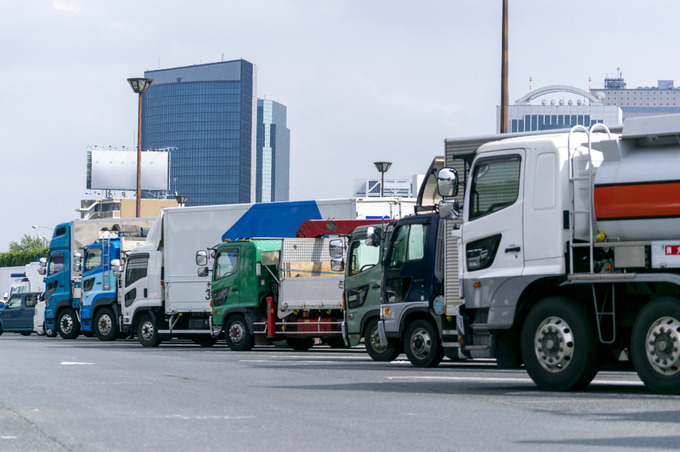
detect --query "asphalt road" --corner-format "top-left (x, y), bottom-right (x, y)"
top-left (1, 335), bottom-right (679, 452)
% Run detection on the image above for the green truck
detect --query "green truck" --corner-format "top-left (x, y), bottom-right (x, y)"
top-left (197, 236), bottom-right (347, 350)
top-left (336, 223), bottom-right (402, 361)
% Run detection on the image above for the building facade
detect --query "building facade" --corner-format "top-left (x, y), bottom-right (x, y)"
top-left (501, 85), bottom-right (622, 133)
top-left (353, 175), bottom-right (423, 198)
top-left (591, 73), bottom-right (680, 120)
top-left (142, 60), bottom-right (259, 206)
top-left (256, 99), bottom-right (290, 202)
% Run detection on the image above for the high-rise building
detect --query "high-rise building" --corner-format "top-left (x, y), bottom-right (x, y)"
top-left (257, 99), bottom-right (290, 202)
top-left (142, 59), bottom-right (264, 206)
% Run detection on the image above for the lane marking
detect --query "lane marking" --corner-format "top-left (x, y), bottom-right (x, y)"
top-left (60, 362), bottom-right (95, 366)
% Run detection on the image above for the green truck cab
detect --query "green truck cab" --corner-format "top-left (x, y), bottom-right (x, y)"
top-left (340, 224), bottom-right (402, 361)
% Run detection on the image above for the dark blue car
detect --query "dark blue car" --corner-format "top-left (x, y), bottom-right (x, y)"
top-left (0, 292), bottom-right (41, 336)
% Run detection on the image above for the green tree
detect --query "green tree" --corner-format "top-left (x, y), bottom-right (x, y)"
top-left (1, 234), bottom-right (48, 267)
top-left (9, 234), bottom-right (47, 252)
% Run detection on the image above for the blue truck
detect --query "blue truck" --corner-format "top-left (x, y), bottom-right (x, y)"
top-left (42, 218), bottom-right (155, 339)
top-left (78, 229), bottom-right (149, 340)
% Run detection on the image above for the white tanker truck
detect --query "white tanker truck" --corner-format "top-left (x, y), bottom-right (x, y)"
top-left (434, 114), bottom-right (680, 394)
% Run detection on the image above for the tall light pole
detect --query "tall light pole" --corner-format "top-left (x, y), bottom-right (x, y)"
top-left (32, 225), bottom-right (54, 247)
top-left (500, 0), bottom-right (509, 133)
top-left (127, 77), bottom-right (153, 217)
top-left (373, 161), bottom-right (392, 197)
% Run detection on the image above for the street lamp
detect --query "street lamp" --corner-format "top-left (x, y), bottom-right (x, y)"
top-left (32, 225), bottom-right (54, 247)
top-left (127, 77), bottom-right (153, 217)
top-left (175, 194), bottom-right (189, 207)
top-left (373, 161), bottom-right (392, 197)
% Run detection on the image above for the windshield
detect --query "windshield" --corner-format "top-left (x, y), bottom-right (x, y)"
top-left (84, 248), bottom-right (102, 273)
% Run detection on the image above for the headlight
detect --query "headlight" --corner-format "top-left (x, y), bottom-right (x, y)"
top-left (432, 295), bottom-right (445, 315)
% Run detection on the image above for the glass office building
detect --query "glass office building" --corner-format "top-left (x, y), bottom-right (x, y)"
top-left (256, 99), bottom-right (290, 202)
top-left (142, 60), bottom-right (257, 206)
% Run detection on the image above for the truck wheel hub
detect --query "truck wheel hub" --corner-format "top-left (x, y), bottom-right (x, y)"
top-left (534, 316), bottom-right (574, 373)
top-left (645, 316), bottom-right (680, 375)
top-left (410, 328), bottom-right (432, 357)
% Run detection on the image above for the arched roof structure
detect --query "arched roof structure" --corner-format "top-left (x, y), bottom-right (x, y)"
top-left (514, 85), bottom-right (601, 104)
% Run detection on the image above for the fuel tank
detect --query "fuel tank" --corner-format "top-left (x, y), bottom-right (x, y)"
top-left (593, 137), bottom-right (680, 241)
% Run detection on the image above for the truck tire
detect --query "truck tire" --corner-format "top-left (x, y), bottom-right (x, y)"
top-left (631, 297), bottom-right (680, 394)
top-left (520, 296), bottom-right (599, 391)
top-left (404, 319), bottom-right (444, 367)
top-left (365, 317), bottom-right (401, 361)
top-left (224, 315), bottom-right (254, 351)
top-left (137, 314), bottom-right (161, 347)
top-left (57, 308), bottom-right (81, 339)
top-left (287, 338), bottom-right (314, 351)
top-left (45, 323), bottom-right (57, 338)
top-left (94, 307), bottom-right (117, 341)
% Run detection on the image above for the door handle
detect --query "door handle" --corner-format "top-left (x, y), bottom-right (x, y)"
top-left (232, 288), bottom-right (239, 293)
top-left (505, 246), bottom-right (521, 253)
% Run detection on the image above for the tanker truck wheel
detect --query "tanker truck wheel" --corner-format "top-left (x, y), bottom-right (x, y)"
top-left (520, 296), bottom-right (599, 391)
top-left (94, 307), bottom-right (117, 341)
top-left (224, 315), bottom-right (254, 351)
top-left (57, 308), bottom-right (81, 339)
top-left (137, 314), bottom-right (161, 347)
top-left (365, 317), bottom-right (401, 361)
top-left (404, 319), bottom-right (444, 367)
top-left (631, 297), bottom-right (680, 394)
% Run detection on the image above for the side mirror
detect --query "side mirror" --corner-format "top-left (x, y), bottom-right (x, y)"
top-left (72, 252), bottom-right (83, 272)
top-left (196, 250), bottom-right (208, 266)
top-left (38, 256), bottom-right (47, 275)
top-left (197, 267), bottom-right (209, 278)
top-left (111, 259), bottom-right (123, 278)
top-left (365, 227), bottom-right (381, 247)
top-left (438, 200), bottom-right (460, 220)
top-left (329, 239), bottom-right (344, 259)
top-left (330, 257), bottom-right (345, 272)
top-left (437, 167), bottom-right (459, 198)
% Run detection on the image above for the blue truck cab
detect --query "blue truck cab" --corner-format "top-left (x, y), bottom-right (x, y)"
top-left (43, 222), bottom-right (80, 338)
top-left (80, 230), bottom-right (147, 340)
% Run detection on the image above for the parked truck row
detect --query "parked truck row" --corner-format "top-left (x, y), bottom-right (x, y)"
top-left (9, 114), bottom-right (680, 395)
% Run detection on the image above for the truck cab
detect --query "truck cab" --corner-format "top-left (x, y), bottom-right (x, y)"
top-left (43, 222), bottom-right (81, 339)
top-left (80, 229), bottom-right (147, 341)
top-left (342, 224), bottom-right (402, 361)
top-left (208, 239), bottom-right (282, 350)
top-left (377, 213), bottom-right (450, 366)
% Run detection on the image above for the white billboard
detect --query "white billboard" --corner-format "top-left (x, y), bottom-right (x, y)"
top-left (88, 150), bottom-right (169, 191)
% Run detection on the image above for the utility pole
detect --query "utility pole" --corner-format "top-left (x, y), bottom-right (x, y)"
top-left (500, 0), bottom-right (509, 133)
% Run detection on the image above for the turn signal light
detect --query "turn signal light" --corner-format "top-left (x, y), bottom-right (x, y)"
top-left (473, 281), bottom-right (481, 288)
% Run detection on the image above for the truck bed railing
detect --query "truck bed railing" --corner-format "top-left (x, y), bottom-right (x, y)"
top-left (252, 318), bottom-right (343, 336)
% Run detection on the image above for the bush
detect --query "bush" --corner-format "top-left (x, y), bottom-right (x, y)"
top-left (0, 248), bottom-right (48, 267)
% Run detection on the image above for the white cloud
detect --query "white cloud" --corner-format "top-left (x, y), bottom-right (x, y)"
top-left (52, 0), bottom-right (81, 13)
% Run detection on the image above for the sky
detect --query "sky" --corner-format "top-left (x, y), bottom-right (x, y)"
top-left (1, 0), bottom-right (679, 250)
